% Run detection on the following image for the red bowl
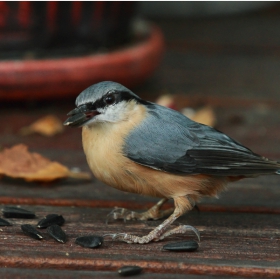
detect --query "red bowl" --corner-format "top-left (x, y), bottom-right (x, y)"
top-left (0, 24), bottom-right (164, 101)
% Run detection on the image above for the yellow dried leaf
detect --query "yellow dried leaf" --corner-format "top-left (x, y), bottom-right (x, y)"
top-left (156, 94), bottom-right (217, 127)
top-left (20, 115), bottom-right (64, 137)
top-left (156, 94), bottom-right (175, 108)
top-left (190, 106), bottom-right (216, 127)
top-left (0, 144), bottom-right (91, 182)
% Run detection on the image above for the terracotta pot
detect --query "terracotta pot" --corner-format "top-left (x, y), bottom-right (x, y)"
top-left (0, 24), bottom-right (164, 100)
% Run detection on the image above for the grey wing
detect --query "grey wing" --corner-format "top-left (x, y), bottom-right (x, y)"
top-left (123, 104), bottom-right (280, 176)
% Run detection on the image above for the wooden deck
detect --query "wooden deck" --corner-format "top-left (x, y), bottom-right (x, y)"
top-left (0, 7), bottom-right (280, 278)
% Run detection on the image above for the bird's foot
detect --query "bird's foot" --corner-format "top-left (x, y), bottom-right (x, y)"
top-left (103, 224), bottom-right (200, 244)
top-left (156, 224), bottom-right (200, 241)
top-left (106, 198), bottom-right (173, 224)
top-left (104, 196), bottom-right (200, 244)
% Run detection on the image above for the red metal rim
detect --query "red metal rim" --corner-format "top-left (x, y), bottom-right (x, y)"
top-left (0, 24), bottom-right (164, 101)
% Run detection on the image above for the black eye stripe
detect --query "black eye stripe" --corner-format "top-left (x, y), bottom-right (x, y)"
top-left (82, 90), bottom-right (151, 111)
top-left (85, 103), bottom-right (97, 111)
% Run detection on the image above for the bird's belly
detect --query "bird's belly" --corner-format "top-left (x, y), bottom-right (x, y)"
top-left (82, 123), bottom-right (156, 196)
top-left (83, 145), bottom-right (161, 197)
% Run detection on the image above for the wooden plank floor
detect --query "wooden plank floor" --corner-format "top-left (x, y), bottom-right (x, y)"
top-left (1, 7), bottom-right (280, 278)
top-left (0, 206), bottom-right (279, 278)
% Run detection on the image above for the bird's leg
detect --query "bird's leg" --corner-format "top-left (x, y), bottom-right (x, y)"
top-left (104, 196), bottom-right (199, 244)
top-left (106, 198), bottom-right (173, 223)
top-left (154, 196), bottom-right (200, 241)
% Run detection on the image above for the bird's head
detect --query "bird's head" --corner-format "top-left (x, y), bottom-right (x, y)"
top-left (64, 81), bottom-right (147, 127)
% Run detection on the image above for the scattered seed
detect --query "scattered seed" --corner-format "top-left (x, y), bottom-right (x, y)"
top-left (21, 224), bottom-right (43, 240)
top-left (47, 224), bottom-right (67, 243)
top-left (0, 217), bottom-right (12, 226)
top-left (75, 235), bottom-right (103, 248)
top-left (118, 266), bottom-right (142, 277)
top-left (37, 214), bottom-right (65, 228)
top-left (2, 206), bottom-right (36, 219)
top-left (162, 240), bottom-right (199, 252)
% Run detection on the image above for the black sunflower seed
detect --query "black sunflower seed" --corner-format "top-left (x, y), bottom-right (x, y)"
top-left (2, 206), bottom-right (36, 219)
top-left (47, 224), bottom-right (67, 243)
top-left (118, 266), bottom-right (142, 277)
top-left (37, 214), bottom-right (65, 228)
top-left (0, 217), bottom-right (12, 226)
top-left (162, 240), bottom-right (199, 252)
top-left (75, 235), bottom-right (103, 248)
top-left (21, 224), bottom-right (43, 240)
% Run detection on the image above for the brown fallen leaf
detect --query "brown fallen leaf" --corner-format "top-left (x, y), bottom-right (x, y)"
top-left (20, 115), bottom-right (64, 137)
top-left (0, 144), bottom-right (91, 182)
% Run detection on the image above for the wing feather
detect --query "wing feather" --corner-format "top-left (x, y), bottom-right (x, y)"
top-left (123, 104), bottom-right (280, 176)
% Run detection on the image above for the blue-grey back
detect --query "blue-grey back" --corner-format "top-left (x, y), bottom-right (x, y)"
top-left (123, 103), bottom-right (280, 176)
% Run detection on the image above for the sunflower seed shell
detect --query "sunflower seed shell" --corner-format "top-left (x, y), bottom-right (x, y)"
top-left (47, 224), bottom-right (67, 243)
top-left (163, 240), bottom-right (199, 252)
top-left (0, 218), bottom-right (12, 226)
top-left (118, 266), bottom-right (142, 277)
top-left (2, 206), bottom-right (35, 219)
top-left (37, 214), bottom-right (65, 228)
top-left (75, 235), bottom-right (103, 248)
top-left (21, 224), bottom-right (43, 240)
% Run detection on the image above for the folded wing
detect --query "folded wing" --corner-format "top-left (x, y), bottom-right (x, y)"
top-left (123, 104), bottom-right (280, 177)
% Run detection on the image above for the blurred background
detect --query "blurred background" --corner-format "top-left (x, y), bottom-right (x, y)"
top-left (1, 1), bottom-right (280, 208)
top-left (0, 1), bottom-right (279, 102)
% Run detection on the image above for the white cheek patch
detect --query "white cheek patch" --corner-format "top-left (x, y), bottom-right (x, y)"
top-left (86, 101), bottom-right (134, 125)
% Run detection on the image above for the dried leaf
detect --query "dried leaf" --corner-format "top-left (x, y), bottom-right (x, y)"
top-left (190, 106), bottom-right (216, 127)
top-left (0, 144), bottom-right (91, 182)
top-left (155, 94), bottom-right (177, 110)
top-left (181, 107), bottom-right (196, 119)
top-left (20, 115), bottom-right (64, 137)
top-left (156, 94), bottom-right (216, 127)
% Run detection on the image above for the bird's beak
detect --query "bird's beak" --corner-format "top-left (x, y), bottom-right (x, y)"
top-left (63, 104), bottom-right (100, 127)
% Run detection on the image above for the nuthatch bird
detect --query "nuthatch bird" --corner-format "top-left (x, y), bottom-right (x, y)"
top-left (64, 81), bottom-right (280, 244)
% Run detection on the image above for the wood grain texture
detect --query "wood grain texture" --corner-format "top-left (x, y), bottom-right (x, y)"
top-left (0, 205), bottom-right (279, 278)
top-left (0, 268), bottom-right (226, 279)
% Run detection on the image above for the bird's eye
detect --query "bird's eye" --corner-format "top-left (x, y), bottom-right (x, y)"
top-left (104, 94), bottom-right (116, 105)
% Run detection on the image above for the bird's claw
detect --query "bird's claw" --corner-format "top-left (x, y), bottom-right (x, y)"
top-left (185, 225), bottom-right (201, 241)
top-left (111, 233), bottom-right (127, 240)
top-left (106, 207), bottom-right (130, 225)
top-left (158, 224), bottom-right (200, 242)
top-left (103, 233), bottom-right (132, 243)
top-left (103, 224), bottom-right (200, 244)
top-left (106, 207), bottom-right (145, 225)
